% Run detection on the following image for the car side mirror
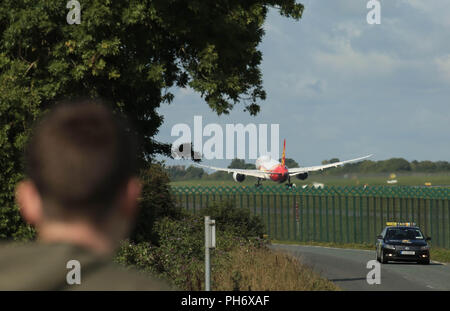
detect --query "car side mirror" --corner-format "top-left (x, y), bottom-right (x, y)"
top-left (426, 237), bottom-right (431, 241)
top-left (376, 235), bottom-right (383, 240)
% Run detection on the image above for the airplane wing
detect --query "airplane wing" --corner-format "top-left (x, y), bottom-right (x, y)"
top-left (195, 164), bottom-right (281, 179)
top-left (288, 154), bottom-right (373, 176)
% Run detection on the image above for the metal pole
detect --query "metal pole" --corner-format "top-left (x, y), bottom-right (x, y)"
top-left (205, 216), bottom-right (210, 291)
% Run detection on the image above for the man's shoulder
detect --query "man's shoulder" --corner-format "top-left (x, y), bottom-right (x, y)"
top-left (0, 242), bottom-right (173, 291)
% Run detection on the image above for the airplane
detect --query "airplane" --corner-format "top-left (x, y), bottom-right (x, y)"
top-left (195, 139), bottom-right (372, 187)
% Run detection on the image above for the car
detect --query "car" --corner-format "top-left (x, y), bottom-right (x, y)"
top-left (376, 222), bottom-right (431, 265)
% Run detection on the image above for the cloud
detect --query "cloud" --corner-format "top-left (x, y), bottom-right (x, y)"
top-left (314, 39), bottom-right (397, 77)
top-left (156, 1), bottom-right (450, 165)
top-left (399, 0), bottom-right (450, 28)
top-left (435, 55), bottom-right (450, 83)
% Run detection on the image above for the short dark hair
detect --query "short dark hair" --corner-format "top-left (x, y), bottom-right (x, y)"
top-left (25, 98), bottom-right (137, 220)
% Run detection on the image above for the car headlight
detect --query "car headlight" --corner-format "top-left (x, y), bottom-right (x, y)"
top-left (420, 245), bottom-right (429, 250)
top-left (384, 244), bottom-right (396, 250)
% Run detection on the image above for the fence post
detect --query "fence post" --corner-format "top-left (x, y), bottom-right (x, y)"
top-left (312, 195), bottom-right (316, 241)
top-left (280, 193), bottom-right (284, 240)
top-left (319, 194), bottom-right (322, 242)
top-left (266, 194), bottom-right (270, 237)
top-left (274, 194), bottom-right (278, 239)
top-left (339, 192), bottom-right (343, 243)
top-left (345, 194), bottom-right (349, 243)
top-left (332, 193), bottom-right (336, 243)
top-left (430, 197), bottom-right (434, 245)
top-left (286, 193), bottom-right (290, 240)
top-left (306, 194), bottom-right (310, 241)
top-left (325, 194), bottom-right (329, 243)
top-left (204, 216), bottom-right (216, 291)
top-left (359, 193), bottom-right (363, 244)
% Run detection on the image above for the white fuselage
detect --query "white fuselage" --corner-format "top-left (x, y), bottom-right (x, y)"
top-left (255, 155), bottom-right (279, 170)
top-left (255, 155), bottom-right (287, 181)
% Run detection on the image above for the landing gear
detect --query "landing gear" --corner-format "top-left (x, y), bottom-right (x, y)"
top-left (255, 178), bottom-right (262, 188)
top-left (285, 176), bottom-right (295, 188)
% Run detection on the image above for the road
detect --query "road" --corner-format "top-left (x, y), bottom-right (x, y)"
top-left (271, 244), bottom-right (450, 291)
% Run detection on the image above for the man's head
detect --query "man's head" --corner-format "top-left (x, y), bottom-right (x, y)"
top-left (16, 99), bottom-right (142, 253)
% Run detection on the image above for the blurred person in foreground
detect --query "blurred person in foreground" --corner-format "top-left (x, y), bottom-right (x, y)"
top-left (0, 99), bottom-right (172, 290)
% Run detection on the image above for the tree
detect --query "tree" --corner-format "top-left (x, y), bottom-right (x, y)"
top-left (380, 158), bottom-right (411, 172)
top-left (281, 158), bottom-right (299, 168)
top-left (131, 163), bottom-right (183, 245)
top-left (0, 0), bottom-right (304, 239)
top-left (184, 165), bottom-right (205, 179)
top-left (321, 158), bottom-right (339, 165)
top-left (228, 158), bottom-right (256, 169)
top-left (329, 158), bottom-right (340, 163)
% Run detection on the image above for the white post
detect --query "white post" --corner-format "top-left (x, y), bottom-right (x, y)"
top-left (205, 216), bottom-right (216, 291)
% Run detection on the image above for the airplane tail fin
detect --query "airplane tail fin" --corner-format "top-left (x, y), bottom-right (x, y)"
top-left (281, 139), bottom-right (286, 167)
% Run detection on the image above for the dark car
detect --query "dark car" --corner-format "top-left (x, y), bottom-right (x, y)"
top-left (376, 222), bottom-right (431, 264)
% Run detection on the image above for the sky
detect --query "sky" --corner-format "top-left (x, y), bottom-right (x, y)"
top-left (155, 0), bottom-right (450, 168)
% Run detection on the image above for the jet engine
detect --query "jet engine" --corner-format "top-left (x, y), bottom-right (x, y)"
top-left (233, 172), bottom-right (246, 182)
top-left (296, 172), bottom-right (308, 180)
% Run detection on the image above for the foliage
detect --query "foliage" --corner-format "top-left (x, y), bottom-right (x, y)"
top-left (116, 217), bottom-right (339, 291)
top-left (228, 159), bottom-right (256, 169)
top-left (282, 157), bottom-right (299, 168)
top-left (131, 163), bottom-right (183, 245)
top-left (199, 199), bottom-right (265, 239)
top-left (321, 158), bottom-right (340, 165)
top-left (116, 214), bottom-right (265, 290)
top-left (213, 245), bottom-right (340, 290)
top-left (116, 199), bottom-right (267, 290)
top-left (0, 0), bottom-right (304, 239)
top-left (430, 248), bottom-right (450, 263)
top-left (0, 206), bottom-right (35, 241)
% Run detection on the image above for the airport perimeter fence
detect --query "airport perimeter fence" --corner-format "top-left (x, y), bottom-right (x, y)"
top-left (171, 185), bottom-right (450, 249)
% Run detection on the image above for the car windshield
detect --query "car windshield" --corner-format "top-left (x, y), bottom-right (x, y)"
top-left (386, 228), bottom-right (424, 240)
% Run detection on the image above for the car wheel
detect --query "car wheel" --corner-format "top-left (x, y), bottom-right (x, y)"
top-left (376, 249), bottom-right (381, 262)
top-left (380, 250), bottom-right (388, 264)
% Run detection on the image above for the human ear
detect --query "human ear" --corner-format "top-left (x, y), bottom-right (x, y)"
top-left (15, 180), bottom-right (43, 226)
top-left (120, 177), bottom-right (142, 220)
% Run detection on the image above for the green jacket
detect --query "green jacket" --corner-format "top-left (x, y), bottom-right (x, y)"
top-left (0, 242), bottom-right (172, 290)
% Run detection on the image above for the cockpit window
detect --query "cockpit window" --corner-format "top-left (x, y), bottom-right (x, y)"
top-left (386, 228), bottom-right (423, 240)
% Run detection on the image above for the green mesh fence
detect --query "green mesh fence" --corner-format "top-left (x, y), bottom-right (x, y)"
top-left (171, 185), bottom-right (450, 248)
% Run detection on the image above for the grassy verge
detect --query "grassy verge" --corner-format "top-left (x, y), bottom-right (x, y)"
top-left (213, 245), bottom-right (340, 291)
top-left (272, 239), bottom-right (375, 250)
top-left (272, 240), bottom-right (450, 263)
top-left (430, 248), bottom-right (450, 263)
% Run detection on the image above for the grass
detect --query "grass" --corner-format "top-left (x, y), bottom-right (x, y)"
top-left (272, 239), bottom-right (450, 263)
top-left (272, 239), bottom-right (376, 250)
top-left (430, 248), bottom-right (450, 263)
top-left (170, 172), bottom-right (450, 187)
top-left (212, 245), bottom-right (340, 291)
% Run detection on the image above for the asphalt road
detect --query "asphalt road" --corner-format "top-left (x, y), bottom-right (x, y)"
top-left (271, 244), bottom-right (450, 291)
